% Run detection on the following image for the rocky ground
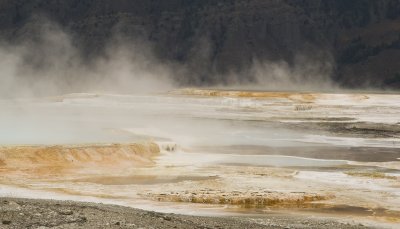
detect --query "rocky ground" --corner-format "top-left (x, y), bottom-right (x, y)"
top-left (0, 198), bottom-right (374, 229)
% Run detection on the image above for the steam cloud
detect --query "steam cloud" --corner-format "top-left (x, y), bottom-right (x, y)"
top-left (0, 18), bottom-right (176, 98)
top-left (248, 52), bottom-right (337, 91)
top-left (0, 17), bottom-right (337, 98)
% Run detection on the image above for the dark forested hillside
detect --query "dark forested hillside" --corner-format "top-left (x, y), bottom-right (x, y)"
top-left (1, 0), bottom-right (400, 89)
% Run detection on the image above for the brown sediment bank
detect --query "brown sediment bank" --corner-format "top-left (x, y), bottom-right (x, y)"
top-left (170, 88), bottom-right (318, 102)
top-left (0, 143), bottom-right (161, 189)
top-left (145, 190), bottom-right (331, 207)
top-left (344, 171), bottom-right (398, 180)
top-left (0, 142), bottom-right (159, 173)
top-left (169, 89), bottom-right (379, 104)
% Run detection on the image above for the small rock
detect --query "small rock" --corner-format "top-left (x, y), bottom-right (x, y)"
top-left (59, 209), bottom-right (73, 215)
top-left (78, 216), bottom-right (87, 222)
top-left (2, 220), bottom-right (11, 225)
top-left (163, 216), bottom-right (172, 221)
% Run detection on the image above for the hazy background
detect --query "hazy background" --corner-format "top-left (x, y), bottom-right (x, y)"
top-left (1, 1), bottom-right (400, 97)
top-left (0, 16), bottom-right (337, 98)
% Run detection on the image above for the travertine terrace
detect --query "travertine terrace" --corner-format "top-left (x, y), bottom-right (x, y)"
top-left (1, 89), bottom-right (399, 227)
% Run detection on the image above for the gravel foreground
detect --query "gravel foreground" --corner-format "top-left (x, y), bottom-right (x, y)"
top-left (0, 198), bottom-right (374, 229)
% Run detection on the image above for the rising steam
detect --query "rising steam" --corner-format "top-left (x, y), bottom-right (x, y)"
top-left (0, 17), bottom-right (338, 98)
top-left (248, 52), bottom-right (337, 91)
top-left (0, 18), bottom-right (176, 98)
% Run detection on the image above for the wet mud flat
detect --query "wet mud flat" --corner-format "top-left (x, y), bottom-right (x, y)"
top-left (192, 145), bottom-right (400, 162)
top-left (0, 198), bottom-right (374, 229)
